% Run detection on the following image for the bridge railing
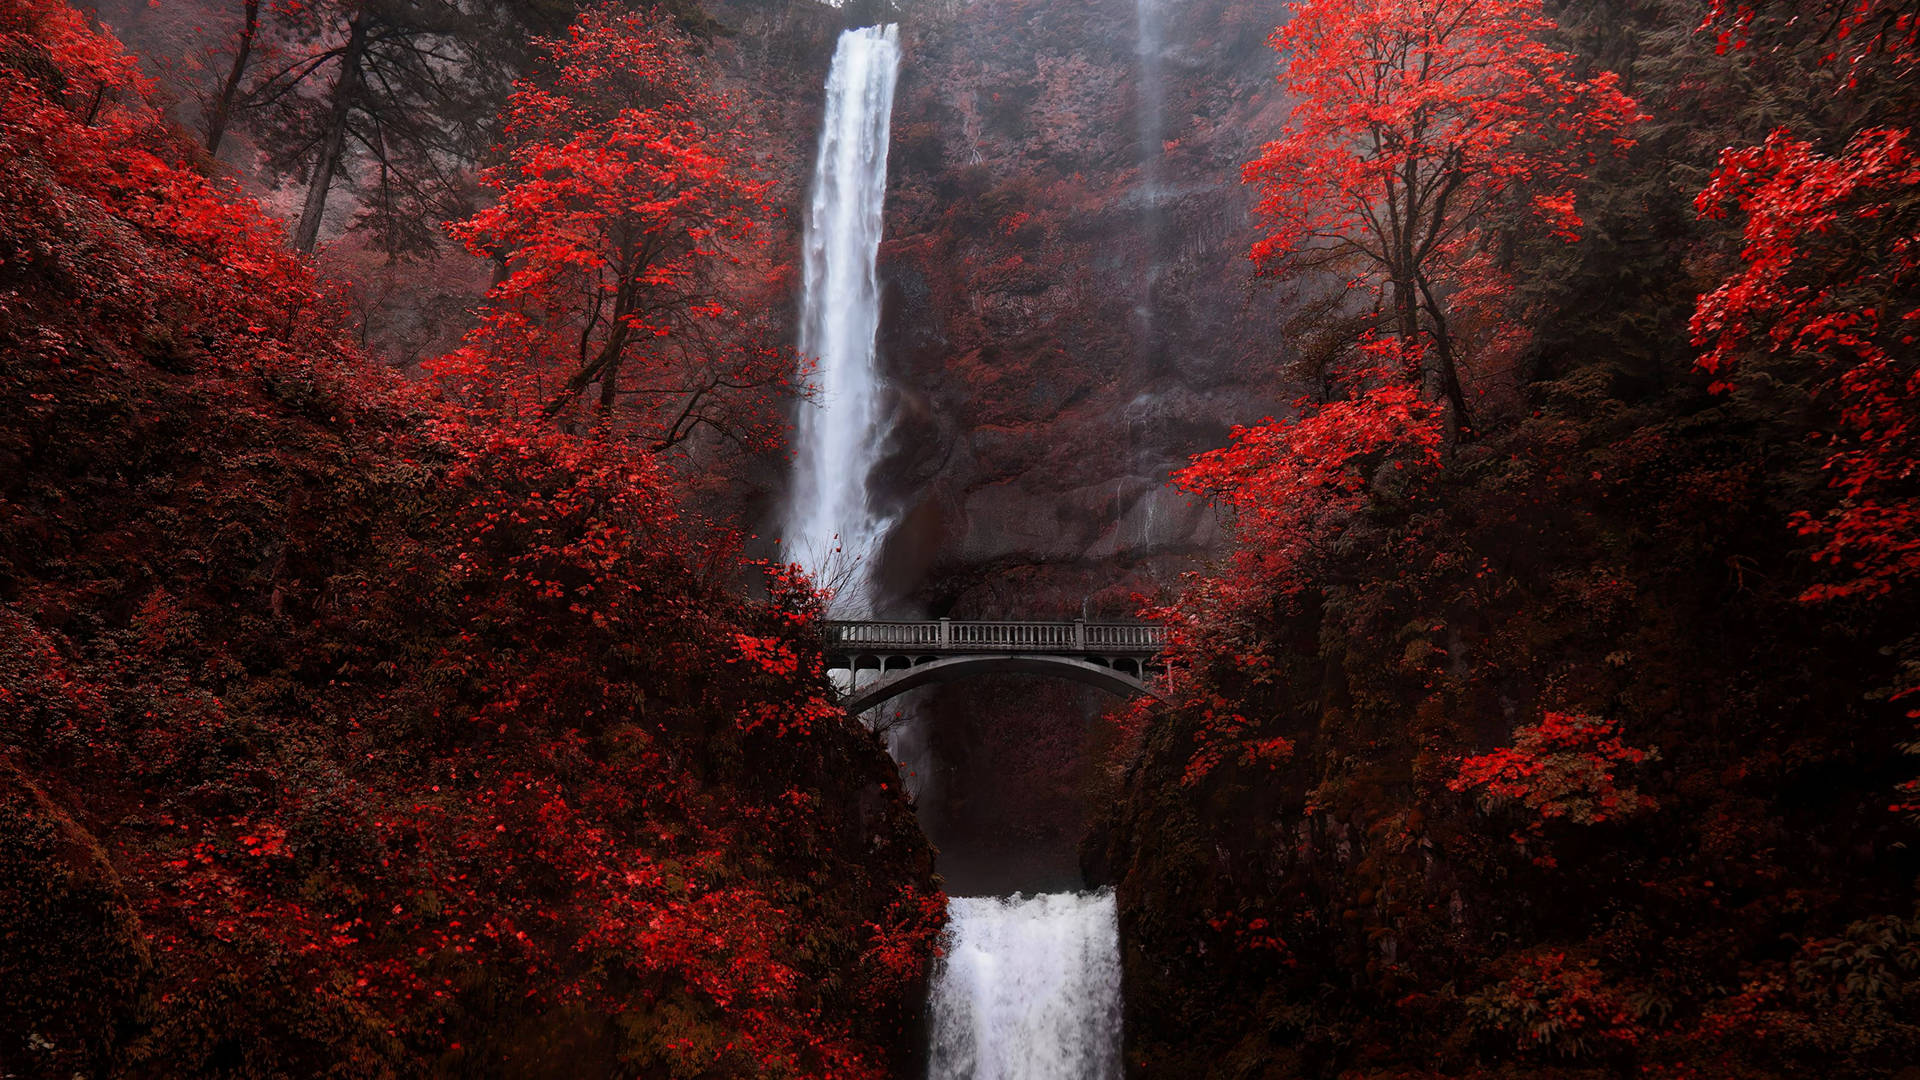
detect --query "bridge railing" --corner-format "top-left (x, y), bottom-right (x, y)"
top-left (1083, 623), bottom-right (1164, 650)
top-left (825, 620), bottom-right (1165, 654)
top-left (825, 621), bottom-right (943, 647)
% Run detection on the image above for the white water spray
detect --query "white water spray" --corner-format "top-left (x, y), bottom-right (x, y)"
top-left (784, 25), bottom-right (902, 616)
top-left (1123, 0), bottom-right (1168, 553)
top-left (1134, 0), bottom-right (1166, 205)
top-left (928, 891), bottom-right (1124, 1080)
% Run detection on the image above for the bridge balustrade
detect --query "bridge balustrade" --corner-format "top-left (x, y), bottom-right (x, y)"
top-left (823, 619), bottom-right (1165, 655)
top-left (821, 619), bottom-right (1169, 713)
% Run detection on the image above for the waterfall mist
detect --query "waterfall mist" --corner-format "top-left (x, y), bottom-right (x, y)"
top-left (1132, 0), bottom-right (1166, 361)
top-left (783, 24), bottom-right (902, 616)
top-left (928, 891), bottom-right (1124, 1080)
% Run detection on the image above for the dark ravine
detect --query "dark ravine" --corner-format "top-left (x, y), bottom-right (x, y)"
top-left (849, 0), bottom-right (1299, 901)
top-left (14, 0), bottom-right (1920, 1075)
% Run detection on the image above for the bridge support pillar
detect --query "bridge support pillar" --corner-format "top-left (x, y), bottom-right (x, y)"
top-left (1073, 618), bottom-right (1086, 651)
top-left (939, 617), bottom-right (950, 648)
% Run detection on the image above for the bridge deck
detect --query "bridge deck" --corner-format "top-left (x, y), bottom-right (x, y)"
top-left (824, 619), bottom-right (1165, 655)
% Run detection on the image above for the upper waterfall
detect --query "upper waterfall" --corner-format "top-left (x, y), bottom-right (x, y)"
top-left (783, 24), bottom-right (902, 616)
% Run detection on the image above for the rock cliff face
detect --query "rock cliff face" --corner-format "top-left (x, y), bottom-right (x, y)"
top-left (98, 0), bottom-right (1286, 612)
top-left (869, 0), bottom-right (1292, 616)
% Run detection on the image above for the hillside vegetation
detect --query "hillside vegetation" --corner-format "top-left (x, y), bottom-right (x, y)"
top-left (0, 2), bottom-right (941, 1075)
top-left (1098, 0), bottom-right (1920, 1075)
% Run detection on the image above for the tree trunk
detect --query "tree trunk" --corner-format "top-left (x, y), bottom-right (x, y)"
top-left (1395, 268), bottom-right (1468, 446)
top-left (1416, 273), bottom-right (1471, 443)
top-left (546, 321), bottom-right (632, 417)
top-left (203, 0), bottom-right (260, 157)
top-left (598, 352), bottom-right (621, 412)
top-left (1392, 273), bottom-right (1424, 379)
top-left (292, 9), bottom-right (369, 253)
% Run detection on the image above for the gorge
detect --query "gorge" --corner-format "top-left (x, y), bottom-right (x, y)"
top-left (791, 24), bottom-right (1143, 1073)
top-left (4, 0), bottom-right (1920, 1077)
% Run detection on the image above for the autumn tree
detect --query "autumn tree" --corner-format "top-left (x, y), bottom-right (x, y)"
top-left (434, 3), bottom-right (786, 457)
top-left (1244, 0), bottom-right (1640, 438)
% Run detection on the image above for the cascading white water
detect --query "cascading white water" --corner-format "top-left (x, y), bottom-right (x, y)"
top-left (928, 891), bottom-right (1124, 1080)
top-left (783, 25), bottom-right (902, 616)
top-left (788, 28), bottom-right (1124, 1080)
top-left (1123, 0), bottom-right (1168, 552)
top-left (1134, 0), bottom-right (1165, 206)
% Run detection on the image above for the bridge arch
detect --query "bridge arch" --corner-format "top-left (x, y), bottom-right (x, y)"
top-left (838, 653), bottom-right (1162, 715)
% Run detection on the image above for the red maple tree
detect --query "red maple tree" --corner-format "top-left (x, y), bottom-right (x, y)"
top-left (432, 3), bottom-right (786, 458)
top-left (1243, 0), bottom-right (1641, 438)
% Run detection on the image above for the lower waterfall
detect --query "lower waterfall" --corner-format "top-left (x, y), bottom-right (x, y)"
top-left (927, 890), bottom-right (1123, 1080)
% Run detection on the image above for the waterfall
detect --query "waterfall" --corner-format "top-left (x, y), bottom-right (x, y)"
top-left (788, 29), bottom-right (1125, 1080)
top-left (1134, 0), bottom-right (1165, 205)
top-left (1133, 0), bottom-right (1166, 343)
top-left (928, 891), bottom-right (1124, 1080)
top-left (783, 25), bottom-right (902, 616)
top-left (1125, 0), bottom-right (1167, 552)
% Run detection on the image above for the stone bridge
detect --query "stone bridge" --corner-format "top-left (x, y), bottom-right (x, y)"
top-left (824, 619), bottom-right (1168, 714)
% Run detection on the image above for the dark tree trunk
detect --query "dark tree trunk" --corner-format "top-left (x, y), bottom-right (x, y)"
top-left (203, 0), bottom-right (260, 157)
top-left (292, 9), bottom-right (369, 253)
top-left (1417, 273), bottom-right (1472, 442)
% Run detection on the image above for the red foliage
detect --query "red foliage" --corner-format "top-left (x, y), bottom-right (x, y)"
top-left (1172, 380), bottom-right (1443, 609)
top-left (1465, 950), bottom-right (1642, 1057)
top-left (1691, 123), bottom-right (1920, 820)
top-left (1693, 126), bottom-right (1920, 606)
top-left (433, 4), bottom-right (787, 457)
top-left (0, 0), bottom-right (325, 341)
top-left (1450, 712), bottom-right (1658, 841)
top-left (1700, 0), bottom-right (1920, 80)
top-left (0, 0), bottom-right (940, 1074)
top-left (1156, 379), bottom-right (1441, 782)
top-left (1244, 0), bottom-right (1640, 432)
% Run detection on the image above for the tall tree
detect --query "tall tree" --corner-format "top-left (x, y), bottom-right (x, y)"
top-left (1243, 0), bottom-right (1641, 438)
top-left (432, 3), bottom-right (785, 456)
top-left (200, 0), bottom-right (260, 156)
top-left (286, 2), bottom-right (368, 251)
top-left (246, 0), bottom-right (528, 253)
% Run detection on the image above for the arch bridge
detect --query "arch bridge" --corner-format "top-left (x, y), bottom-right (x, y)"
top-left (824, 619), bottom-right (1167, 714)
